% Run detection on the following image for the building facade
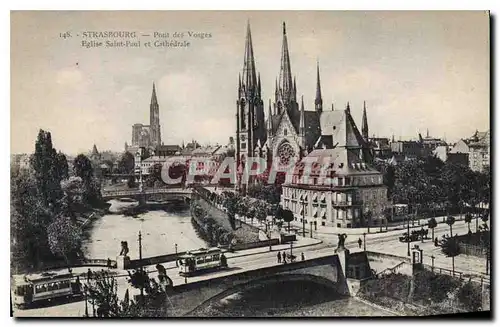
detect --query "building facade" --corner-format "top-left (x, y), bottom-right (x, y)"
top-left (467, 130), bottom-right (490, 173)
top-left (281, 109), bottom-right (388, 228)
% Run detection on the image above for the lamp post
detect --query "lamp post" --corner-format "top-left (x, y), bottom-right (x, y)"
top-left (430, 255), bottom-right (435, 272)
top-left (407, 209), bottom-right (411, 257)
top-left (310, 221), bottom-right (313, 238)
top-left (138, 231), bottom-right (144, 307)
top-left (363, 232), bottom-right (366, 251)
top-left (301, 200), bottom-right (306, 237)
top-left (290, 240), bottom-right (293, 257)
top-left (84, 286), bottom-right (89, 317)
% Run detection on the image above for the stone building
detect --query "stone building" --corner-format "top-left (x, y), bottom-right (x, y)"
top-left (281, 108), bottom-right (388, 229)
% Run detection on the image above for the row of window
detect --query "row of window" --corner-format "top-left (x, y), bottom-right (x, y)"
top-left (34, 280), bottom-right (71, 294)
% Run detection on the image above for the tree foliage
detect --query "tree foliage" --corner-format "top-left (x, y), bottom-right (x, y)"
top-left (118, 152), bottom-right (135, 174)
top-left (46, 215), bottom-right (82, 262)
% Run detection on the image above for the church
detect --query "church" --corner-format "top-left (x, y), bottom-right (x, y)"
top-left (235, 22), bottom-right (388, 229)
top-left (235, 22), bottom-right (373, 174)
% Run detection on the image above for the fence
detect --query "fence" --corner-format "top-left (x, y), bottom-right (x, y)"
top-left (458, 242), bottom-right (487, 257)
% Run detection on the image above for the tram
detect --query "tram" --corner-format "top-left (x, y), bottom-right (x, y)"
top-left (178, 247), bottom-right (228, 277)
top-left (12, 271), bottom-right (82, 309)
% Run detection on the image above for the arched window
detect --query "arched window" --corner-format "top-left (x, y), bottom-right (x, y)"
top-left (240, 99), bottom-right (246, 129)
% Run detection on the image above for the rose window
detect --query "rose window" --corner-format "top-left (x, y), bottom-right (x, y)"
top-left (278, 143), bottom-right (295, 166)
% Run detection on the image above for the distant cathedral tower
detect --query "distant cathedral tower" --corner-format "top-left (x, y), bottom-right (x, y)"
top-left (236, 21), bottom-right (266, 167)
top-left (149, 82), bottom-right (161, 147)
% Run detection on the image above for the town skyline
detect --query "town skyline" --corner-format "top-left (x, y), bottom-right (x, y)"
top-left (11, 11), bottom-right (489, 155)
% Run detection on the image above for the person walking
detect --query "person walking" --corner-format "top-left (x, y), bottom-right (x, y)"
top-left (283, 255), bottom-right (287, 264)
top-left (358, 237), bottom-right (362, 249)
top-left (277, 251), bottom-right (282, 263)
top-left (301, 252), bottom-right (305, 261)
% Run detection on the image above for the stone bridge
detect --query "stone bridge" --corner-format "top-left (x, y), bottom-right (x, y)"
top-left (101, 187), bottom-right (192, 202)
top-left (165, 253), bottom-right (350, 317)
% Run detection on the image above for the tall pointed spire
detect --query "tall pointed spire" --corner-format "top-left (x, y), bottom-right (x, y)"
top-left (362, 101), bottom-right (369, 141)
top-left (242, 20), bottom-right (257, 95)
top-left (267, 99), bottom-right (274, 140)
top-left (151, 82), bottom-right (158, 105)
top-left (293, 76), bottom-right (297, 100)
top-left (346, 102), bottom-right (350, 114)
top-left (257, 73), bottom-right (261, 97)
top-left (150, 82), bottom-right (161, 147)
top-left (299, 95), bottom-right (305, 136)
top-left (315, 60), bottom-right (323, 113)
top-left (426, 128), bottom-right (429, 138)
top-left (279, 22), bottom-right (293, 103)
top-left (238, 73), bottom-right (242, 94)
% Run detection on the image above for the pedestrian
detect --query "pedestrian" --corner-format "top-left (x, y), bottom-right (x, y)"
top-left (282, 251), bottom-right (286, 261)
top-left (87, 268), bottom-right (93, 282)
top-left (277, 251), bottom-right (282, 263)
top-left (107, 258), bottom-right (111, 268)
top-left (283, 255), bottom-right (287, 264)
top-left (358, 237), bottom-right (362, 248)
top-left (75, 276), bottom-right (81, 293)
top-left (68, 267), bottom-right (73, 274)
top-left (301, 252), bottom-right (305, 261)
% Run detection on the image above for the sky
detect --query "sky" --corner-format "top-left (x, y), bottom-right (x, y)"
top-left (10, 11), bottom-right (490, 155)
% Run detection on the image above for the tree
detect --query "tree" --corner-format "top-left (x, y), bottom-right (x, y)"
top-left (60, 176), bottom-right (87, 218)
top-left (30, 129), bottom-right (64, 210)
top-left (56, 152), bottom-right (69, 180)
top-left (73, 154), bottom-right (101, 205)
top-left (464, 213), bottom-right (473, 233)
top-left (441, 236), bottom-right (460, 274)
top-left (127, 176), bottom-right (137, 188)
top-left (118, 152), bottom-right (135, 174)
top-left (427, 217), bottom-right (437, 241)
top-left (282, 209), bottom-right (294, 232)
top-left (445, 215), bottom-right (455, 237)
top-left (457, 281), bottom-right (482, 312)
top-left (46, 215), bottom-right (82, 264)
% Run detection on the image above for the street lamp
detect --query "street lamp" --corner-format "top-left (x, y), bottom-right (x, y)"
top-left (84, 286), bottom-right (89, 317)
top-left (301, 199), bottom-right (306, 237)
top-left (407, 210), bottom-right (411, 257)
top-left (363, 232), bottom-right (366, 251)
top-left (430, 255), bottom-right (435, 272)
top-left (310, 221), bottom-right (313, 238)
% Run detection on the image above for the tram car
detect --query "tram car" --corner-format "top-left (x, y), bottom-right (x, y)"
top-left (178, 247), bottom-right (228, 277)
top-left (12, 271), bottom-right (82, 309)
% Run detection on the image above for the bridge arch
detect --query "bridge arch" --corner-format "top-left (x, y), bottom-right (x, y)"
top-left (186, 273), bottom-right (343, 316)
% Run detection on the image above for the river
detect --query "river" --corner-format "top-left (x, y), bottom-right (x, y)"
top-left (82, 205), bottom-right (207, 260)
top-left (190, 279), bottom-right (394, 317)
top-left (82, 202), bottom-right (392, 317)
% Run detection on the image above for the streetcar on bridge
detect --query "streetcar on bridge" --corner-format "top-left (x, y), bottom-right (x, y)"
top-left (12, 271), bottom-right (82, 309)
top-left (178, 247), bottom-right (228, 277)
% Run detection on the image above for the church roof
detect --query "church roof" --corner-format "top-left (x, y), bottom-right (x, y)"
top-left (303, 111), bottom-right (321, 150)
top-left (319, 109), bottom-right (366, 149)
top-left (303, 148), bottom-right (380, 176)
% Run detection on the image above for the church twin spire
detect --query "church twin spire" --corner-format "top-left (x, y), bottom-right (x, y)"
top-left (242, 20), bottom-right (259, 98)
top-left (278, 22), bottom-right (294, 104)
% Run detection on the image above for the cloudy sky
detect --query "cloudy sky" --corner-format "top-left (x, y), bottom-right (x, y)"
top-left (11, 11), bottom-right (489, 155)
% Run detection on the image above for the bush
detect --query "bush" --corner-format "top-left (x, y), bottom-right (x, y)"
top-left (457, 281), bottom-right (482, 312)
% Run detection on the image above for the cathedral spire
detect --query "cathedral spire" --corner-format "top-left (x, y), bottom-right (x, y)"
top-left (293, 76), bottom-right (297, 100)
top-left (299, 95), bottom-right (305, 136)
top-left (151, 82), bottom-right (158, 105)
top-left (346, 101), bottom-right (350, 114)
top-left (267, 99), bottom-right (274, 138)
top-left (315, 60), bottom-right (323, 113)
top-left (242, 20), bottom-right (257, 96)
top-left (238, 73), bottom-right (242, 95)
top-left (150, 82), bottom-right (161, 147)
top-left (362, 101), bottom-right (369, 141)
top-left (257, 72), bottom-right (261, 97)
top-left (279, 22), bottom-right (293, 103)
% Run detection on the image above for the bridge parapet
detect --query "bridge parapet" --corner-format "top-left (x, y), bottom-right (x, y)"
top-left (167, 254), bottom-right (347, 317)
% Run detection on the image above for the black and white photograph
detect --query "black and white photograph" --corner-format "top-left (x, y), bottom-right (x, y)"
top-left (9, 10), bottom-right (491, 318)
